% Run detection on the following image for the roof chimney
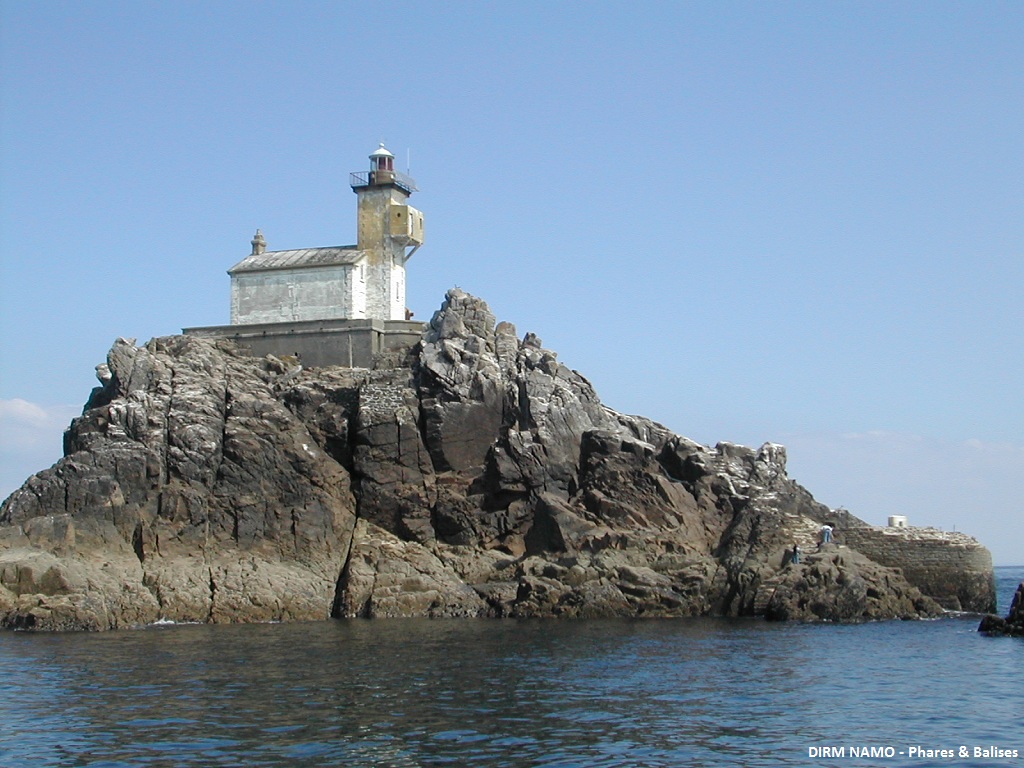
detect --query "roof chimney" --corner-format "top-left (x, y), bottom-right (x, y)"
top-left (251, 229), bottom-right (266, 255)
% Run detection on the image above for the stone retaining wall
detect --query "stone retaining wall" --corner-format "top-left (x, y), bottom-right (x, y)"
top-left (183, 319), bottom-right (425, 368)
top-left (844, 526), bottom-right (996, 612)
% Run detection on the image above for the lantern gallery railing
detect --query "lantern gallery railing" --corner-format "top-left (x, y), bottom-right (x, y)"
top-left (349, 170), bottom-right (418, 193)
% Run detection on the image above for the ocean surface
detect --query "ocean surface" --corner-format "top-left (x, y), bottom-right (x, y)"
top-left (1, 568), bottom-right (1021, 768)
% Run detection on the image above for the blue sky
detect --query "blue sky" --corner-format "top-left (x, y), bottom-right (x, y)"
top-left (1, 2), bottom-right (1021, 564)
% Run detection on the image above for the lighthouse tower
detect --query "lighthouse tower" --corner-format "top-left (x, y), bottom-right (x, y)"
top-left (351, 144), bottom-right (425, 321)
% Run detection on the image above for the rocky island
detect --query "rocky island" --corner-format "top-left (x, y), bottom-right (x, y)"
top-left (0, 289), bottom-right (997, 631)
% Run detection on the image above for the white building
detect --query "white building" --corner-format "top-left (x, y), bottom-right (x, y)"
top-left (184, 145), bottom-right (426, 368)
top-left (228, 144), bottom-right (424, 324)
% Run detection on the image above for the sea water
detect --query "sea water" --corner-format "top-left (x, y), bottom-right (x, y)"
top-left (1, 568), bottom-right (1021, 768)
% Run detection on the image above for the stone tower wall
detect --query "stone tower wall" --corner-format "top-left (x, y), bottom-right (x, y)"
top-left (356, 185), bottom-right (410, 320)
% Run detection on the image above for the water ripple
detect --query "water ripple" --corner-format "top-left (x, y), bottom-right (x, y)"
top-left (0, 568), bottom-right (1021, 767)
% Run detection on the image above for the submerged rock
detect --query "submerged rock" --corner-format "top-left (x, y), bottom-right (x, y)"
top-left (0, 290), bottom-right (995, 630)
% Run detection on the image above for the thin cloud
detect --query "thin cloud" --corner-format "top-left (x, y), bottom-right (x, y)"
top-left (0, 399), bottom-right (79, 500)
top-left (0, 398), bottom-right (79, 447)
top-left (0, 398), bottom-right (54, 426)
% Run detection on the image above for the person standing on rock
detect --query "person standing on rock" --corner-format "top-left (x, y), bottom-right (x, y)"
top-left (819, 524), bottom-right (833, 547)
top-left (791, 543), bottom-right (801, 564)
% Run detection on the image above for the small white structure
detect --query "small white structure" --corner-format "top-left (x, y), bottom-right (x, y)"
top-left (888, 515), bottom-right (908, 528)
top-left (227, 143), bottom-right (424, 325)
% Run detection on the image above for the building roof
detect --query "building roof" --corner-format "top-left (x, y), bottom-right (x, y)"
top-left (228, 246), bottom-right (365, 274)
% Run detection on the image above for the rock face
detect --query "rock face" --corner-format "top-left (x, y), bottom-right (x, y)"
top-left (0, 289), bottom-right (994, 630)
top-left (0, 335), bottom-right (355, 630)
top-left (978, 583), bottom-right (1024, 637)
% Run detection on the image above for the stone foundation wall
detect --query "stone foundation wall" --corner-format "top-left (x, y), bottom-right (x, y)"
top-left (844, 526), bottom-right (996, 613)
top-left (184, 319), bottom-right (424, 368)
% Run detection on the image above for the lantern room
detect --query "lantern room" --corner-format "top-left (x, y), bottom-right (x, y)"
top-left (369, 143), bottom-right (395, 184)
top-left (352, 143), bottom-right (417, 195)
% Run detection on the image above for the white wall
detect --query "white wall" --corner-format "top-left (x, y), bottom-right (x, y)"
top-left (231, 265), bottom-right (361, 324)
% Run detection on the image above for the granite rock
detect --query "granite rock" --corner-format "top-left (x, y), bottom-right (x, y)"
top-left (978, 582), bottom-right (1024, 637)
top-left (0, 290), bottom-right (994, 629)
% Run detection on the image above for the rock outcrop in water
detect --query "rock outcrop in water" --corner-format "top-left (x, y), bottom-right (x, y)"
top-left (0, 290), bottom-right (995, 630)
top-left (978, 583), bottom-right (1024, 637)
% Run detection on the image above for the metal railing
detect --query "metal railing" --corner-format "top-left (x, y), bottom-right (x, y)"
top-left (349, 170), bottom-right (418, 193)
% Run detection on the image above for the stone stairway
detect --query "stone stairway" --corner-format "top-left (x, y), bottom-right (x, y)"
top-left (752, 570), bottom-right (791, 615)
